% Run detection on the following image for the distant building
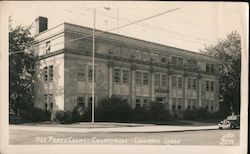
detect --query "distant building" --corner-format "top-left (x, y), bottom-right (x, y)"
top-left (34, 17), bottom-right (220, 114)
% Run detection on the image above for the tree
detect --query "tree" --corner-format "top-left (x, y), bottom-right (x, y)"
top-left (9, 19), bottom-right (36, 116)
top-left (96, 96), bottom-right (132, 122)
top-left (200, 31), bottom-right (241, 116)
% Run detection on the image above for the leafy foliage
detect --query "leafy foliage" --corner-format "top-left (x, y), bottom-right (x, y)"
top-left (200, 31), bottom-right (241, 116)
top-left (19, 106), bottom-right (51, 122)
top-left (183, 108), bottom-right (221, 120)
top-left (9, 20), bottom-right (36, 116)
top-left (51, 110), bottom-right (73, 124)
top-left (96, 96), bottom-right (132, 122)
top-left (72, 105), bottom-right (88, 122)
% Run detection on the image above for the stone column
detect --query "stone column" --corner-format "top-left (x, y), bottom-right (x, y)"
top-left (198, 74), bottom-right (202, 107)
top-left (150, 66), bottom-right (155, 102)
top-left (168, 69), bottom-right (173, 111)
top-left (184, 74), bottom-right (188, 109)
top-left (107, 61), bottom-right (114, 98)
top-left (130, 63), bottom-right (136, 108)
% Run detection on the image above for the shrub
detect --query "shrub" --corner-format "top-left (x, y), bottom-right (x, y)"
top-left (19, 106), bottom-right (51, 122)
top-left (72, 105), bottom-right (88, 122)
top-left (96, 96), bottom-right (132, 122)
top-left (148, 102), bottom-right (172, 121)
top-left (132, 106), bottom-right (149, 121)
top-left (51, 110), bottom-right (72, 124)
top-left (183, 107), bottom-right (222, 120)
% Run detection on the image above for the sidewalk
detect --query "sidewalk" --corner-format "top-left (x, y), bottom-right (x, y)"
top-left (10, 124), bottom-right (218, 133)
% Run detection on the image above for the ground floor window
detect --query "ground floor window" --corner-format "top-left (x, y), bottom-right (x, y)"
top-left (44, 93), bottom-right (53, 111)
top-left (136, 97), bottom-right (141, 107)
top-left (44, 103), bottom-right (48, 111)
top-left (77, 96), bottom-right (85, 106)
top-left (143, 97), bottom-right (149, 108)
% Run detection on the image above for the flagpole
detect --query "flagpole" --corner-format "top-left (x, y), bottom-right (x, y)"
top-left (92, 8), bottom-right (96, 124)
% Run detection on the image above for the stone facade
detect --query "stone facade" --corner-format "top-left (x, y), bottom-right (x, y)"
top-left (34, 22), bottom-right (220, 114)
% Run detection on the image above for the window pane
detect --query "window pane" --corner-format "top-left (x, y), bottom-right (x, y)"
top-left (177, 57), bottom-right (183, 67)
top-left (155, 73), bottom-right (160, 86)
top-left (49, 65), bottom-right (53, 82)
top-left (206, 63), bottom-right (210, 72)
top-left (77, 64), bottom-right (85, 81)
top-left (136, 97), bottom-right (141, 107)
top-left (206, 81), bottom-right (210, 91)
top-left (161, 74), bottom-right (167, 87)
top-left (122, 69), bottom-right (129, 84)
top-left (136, 71), bottom-right (142, 85)
top-left (172, 56), bottom-right (177, 66)
top-left (192, 79), bottom-right (197, 89)
top-left (43, 66), bottom-right (48, 81)
top-left (178, 77), bottom-right (182, 88)
top-left (114, 68), bottom-right (121, 83)
top-left (211, 81), bottom-right (214, 91)
top-left (172, 76), bottom-right (177, 88)
top-left (188, 78), bottom-right (191, 89)
top-left (211, 64), bottom-right (215, 73)
top-left (143, 72), bottom-right (149, 85)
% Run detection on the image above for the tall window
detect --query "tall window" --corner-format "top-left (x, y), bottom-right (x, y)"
top-left (43, 65), bottom-right (53, 82)
top-left (206, 81), bottom-right (210, 91)
top-left (143, 72), bottom-right (149, 85)
top-left (188, 78), bottom-right (192, 89)
top-left (192, 99), bottom-right (197, 109)
top-left (172, 76), bottom-right (177, 88)
top-left (44, 94), bottom-right (53, 111)
top-left (187, 59), bottom-right (197, 69)
top-left (49, 65), bottom-right (53, 82)
top-left (187, 99), bottom-right (191, 110)
top-left (136, 97), bottom-right (141, 107)
top-left (178, 77), bottom-right (183, 89)
top-left (172, 98), bottom-right (177, 111)
top-left (192, 79), bottom-right (197, 90)
top-left (206, 63), bottom-right (210, 73)
top-left (177, 98), bottom-right (182, 111)
top-left (114, 68), bottom-right (121, 83)
top-left (77, 96), bottom-right (85, 106)
top-left (210, 81), bottom-right (214, 91)
top-left (211, 64), bottom-right (215, 73)
top-left (43, 66), bottom-right (48, 81)
top-left (177, 57), bottom-right (183, 67)
top-left (88, 66), bottom-right (96, 82)
top-left (136, 71), bottom-right (142, 85)
top-left (77, 64), bottom-right (86, 81)
top-left (155, 73), bottom-right (160, 86)
top-left (161, 57), bottom-right (166, 63)
top-left (161, 74), bottom-right (167, 87)
top-left (44, 94), bottom-right (48, 110)
top-left (49, 94), bottom-right (53, 110)
top-left (143, 97), bottom-right (149, 107)
top-left (171, 56), bottom-right (177, 66)
top-left (122, 69), bottom-right (129, 84)
top-left (206, 63), bottom-right (215, 73)
top-left (45, 41), bottom-right (51, 53)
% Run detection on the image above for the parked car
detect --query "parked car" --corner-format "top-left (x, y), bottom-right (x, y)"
top-left (218, 115), bottom-right (240, 129)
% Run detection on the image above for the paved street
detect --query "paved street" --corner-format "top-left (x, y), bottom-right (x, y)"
top-left (9, 125), bottom-right (239, 145)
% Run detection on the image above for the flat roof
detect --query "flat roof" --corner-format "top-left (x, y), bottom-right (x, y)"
top-left (35, 22), bottom-right (220, 62)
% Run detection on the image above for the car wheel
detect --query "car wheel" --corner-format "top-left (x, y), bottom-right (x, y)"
top-left (219, 127), bottom-right (222, 130)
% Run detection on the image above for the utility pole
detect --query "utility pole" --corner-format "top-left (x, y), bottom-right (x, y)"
top-left (92, 8), bottom-right (96, 124)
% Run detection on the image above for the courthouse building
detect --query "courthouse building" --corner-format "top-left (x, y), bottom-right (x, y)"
top-left (34, 17), bottom-right (220, 114)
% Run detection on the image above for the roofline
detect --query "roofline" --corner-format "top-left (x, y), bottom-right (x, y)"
top-left (35, 22), bottom-right (220, 61)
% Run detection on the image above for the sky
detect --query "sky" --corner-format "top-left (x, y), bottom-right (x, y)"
top-left (2, 1), bottom-right (248, 53)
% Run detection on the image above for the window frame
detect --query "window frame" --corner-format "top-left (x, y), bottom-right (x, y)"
top-left (142, 72), bottom-right (149, 85)
top-left (114, 68), bottom-right (121, 83)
